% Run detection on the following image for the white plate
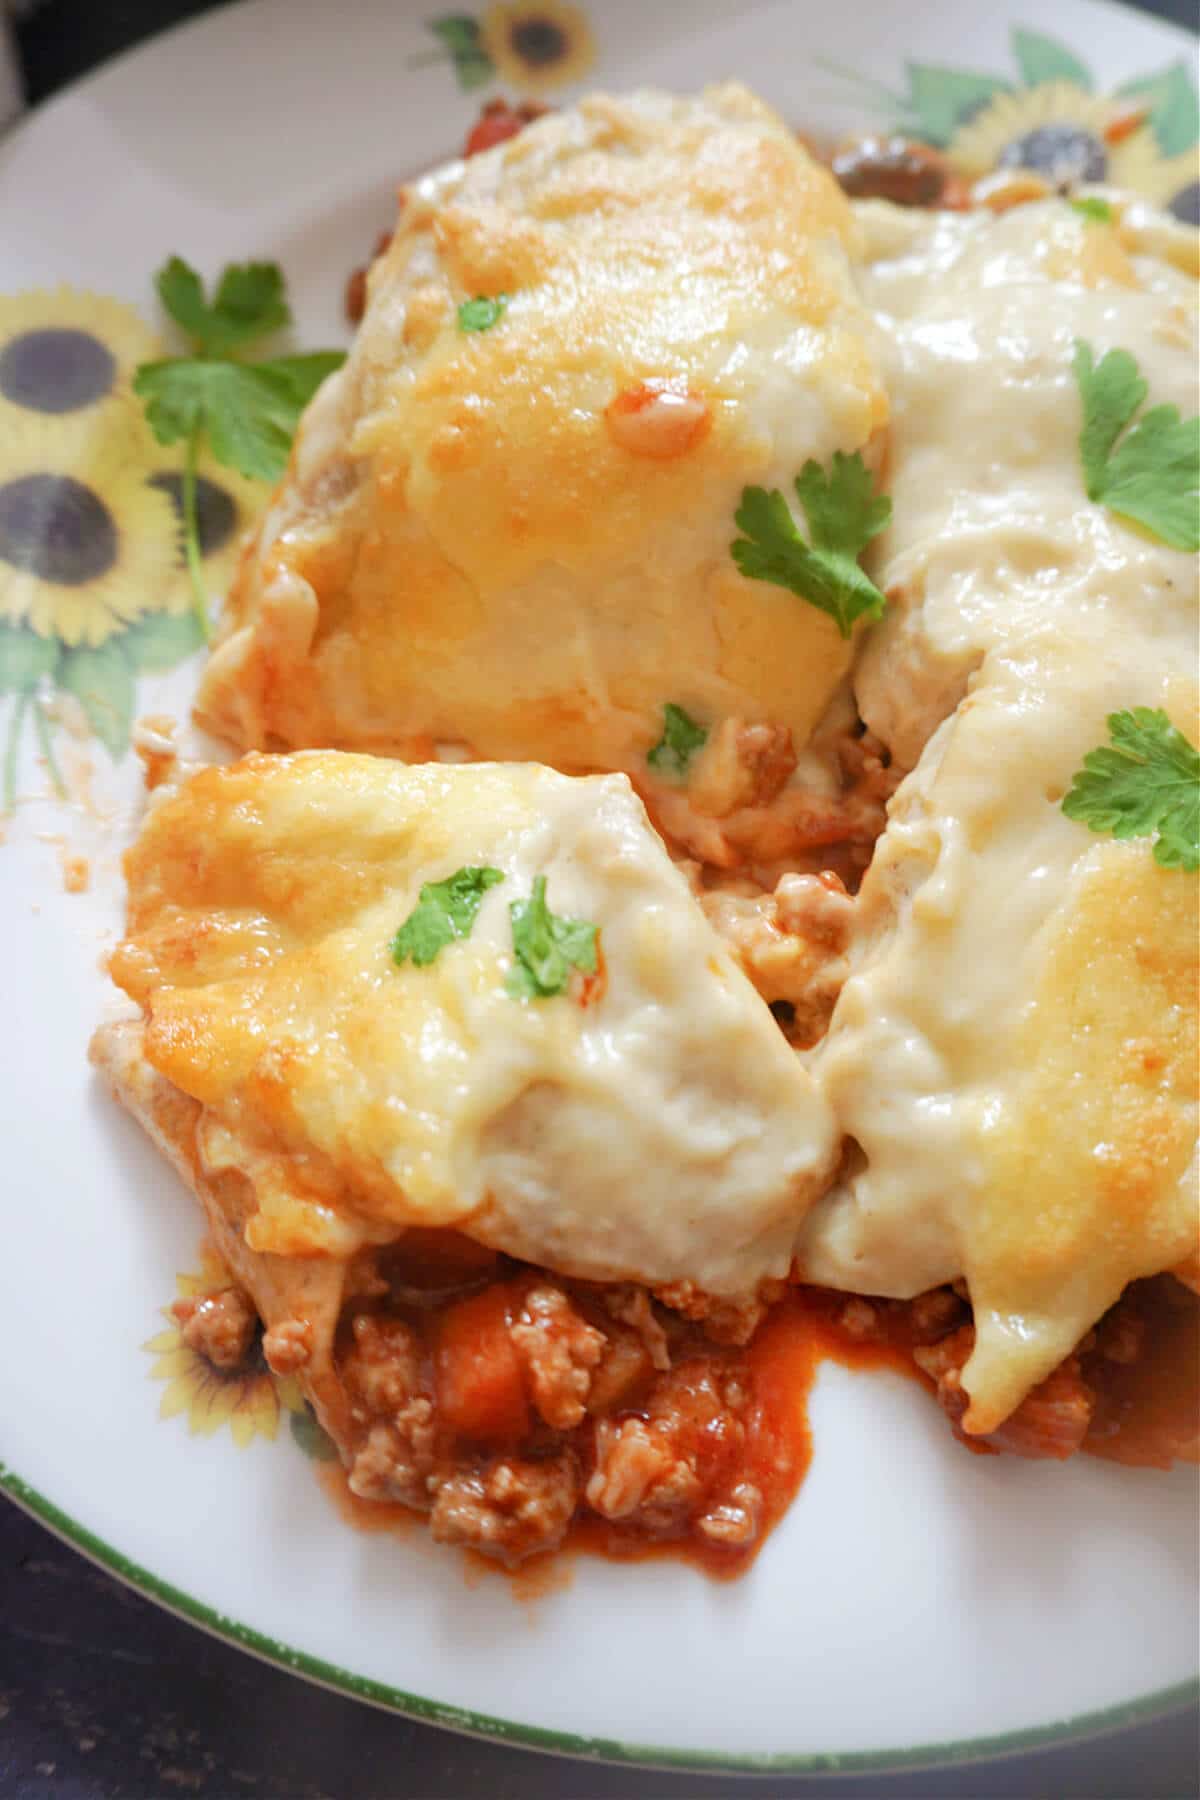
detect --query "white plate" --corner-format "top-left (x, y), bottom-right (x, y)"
top-left (1, 0), bottom-right (1197, 1772)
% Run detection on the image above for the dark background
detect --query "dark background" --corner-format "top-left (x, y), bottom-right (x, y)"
top-left (3, 1), bottom-right (1198, 1794)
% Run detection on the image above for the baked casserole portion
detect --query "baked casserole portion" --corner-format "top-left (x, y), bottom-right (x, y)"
top-left (197, 85), bottom-right (888, 868)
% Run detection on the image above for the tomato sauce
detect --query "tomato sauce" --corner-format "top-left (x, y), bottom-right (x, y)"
top-left (1084, 1277), bottom-right (1200, 1469)
top-left (312, 1269), bottom-right (1198, 1583)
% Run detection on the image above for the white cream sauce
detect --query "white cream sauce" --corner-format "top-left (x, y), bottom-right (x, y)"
top-left (800, 198), bottom-right (1199, 1428)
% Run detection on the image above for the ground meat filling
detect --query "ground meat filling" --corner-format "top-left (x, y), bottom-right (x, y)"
top-left (174, 1252), bottom-right (1196, 1565)
top-left (701, 871), bottom-right (853, 1047)
top-left (172, 1287), bottom-right (258, 1371)
top-left (510, 1285), bottom-right (605, 1429)
top-left (586, 1363), bottom-right (753, 1538)
top-left (320, 1256), bottom-right (787, 1567)
top-left (327, 1268), bottom-right (1193, 1563)
top-left (431, 1453), bottom-right (581, 1561)
top-left (913, 1328), bottom-right (1096, 1462)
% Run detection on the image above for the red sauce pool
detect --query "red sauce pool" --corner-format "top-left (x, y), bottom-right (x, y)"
top-left (312, 1279), bottom-right (1199, 1585)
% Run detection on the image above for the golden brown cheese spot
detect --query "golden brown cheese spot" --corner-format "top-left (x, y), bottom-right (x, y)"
top-left (965, 842), bottom-right (1199, 1432)
top-left (402, 285), bottom-right (449, 352)
top-left (433, 204), bottom-right (548, 295)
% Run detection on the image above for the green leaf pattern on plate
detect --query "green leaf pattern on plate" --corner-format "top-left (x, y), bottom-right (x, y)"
top-left (1116, 62), bottom-right (1200, 157)
top-left (900, 65), bottom-right (1013, 145)
top-left (1010, 28), bottom-right (1093, 92)
top-left (58, 641), bottom-right (137, 759)
top-left (290, 1405), bottom-right (339, 1463)
top-left (0, 623), bottom-right (62, 695)
top-left (829, 25), bottom-right (1198, 157)
top-left (428, 15), bottom-right (494, 91)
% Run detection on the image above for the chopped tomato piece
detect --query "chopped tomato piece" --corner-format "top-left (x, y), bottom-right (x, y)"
top-left (463, 99), bottom-right (549, 158)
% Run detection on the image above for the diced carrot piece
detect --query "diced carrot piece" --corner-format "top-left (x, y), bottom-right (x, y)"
top-left (435, 1283), bottom-right (530, 1443)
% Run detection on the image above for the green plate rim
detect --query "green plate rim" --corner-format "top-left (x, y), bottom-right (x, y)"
top-left (2, 0), bottom-right (1197, 1775)
top-left (2, 1461), bottom-right (1196, 1773)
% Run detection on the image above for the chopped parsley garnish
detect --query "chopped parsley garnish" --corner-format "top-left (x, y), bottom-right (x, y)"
top-left (731, 452), bottom-right (892, 640)
top-left (457, 294), bottom-right (508, 333)
top-left (1072, 341), bottom-right (1200, 551)
top-left (1069, 196), bottom-right (1114, 224)
top-left (135, 256), bottom-right (346, 639)
top-left (1062, 708), bottom-right (1199, 872)
top-left (507, 875), bottom-right (598, 1000)
top-left (391, 866), bottom-right (504, 967)
top-left (647, 703), bottom-right (707, 780)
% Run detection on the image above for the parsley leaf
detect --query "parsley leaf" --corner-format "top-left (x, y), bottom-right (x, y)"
top-left (647, 703), bottom-right (707, 779)
top-left (1062, 708), bottom-right (1200, 872)
top-left (458, 295), bottom-right (508, 333)
top-left (139, 360), bottom-right (296, 482)
top-left (507, 875), bottom-right (598, 1000)
top-left (1073, 341), bottom-right (1200, 550)
top-left (135, 256), bottom-right (346, 641)
top-left (156, 256), bottom-right (290, 357)
top-left (391, 866), bottom-right (505, 968)
top-left (1069, 196), bottom-right (1113, 223)
top-left (136, 352), bottom-right (345, 483)
top-left (731, 452), bottom-right (892, 639)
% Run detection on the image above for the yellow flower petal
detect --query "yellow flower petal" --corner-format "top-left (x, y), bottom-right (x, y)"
top-left (275, 1374), bottom-right (306, 1415)
top-left (188, 1394), bottom-right (224, 1437)
top-left (229, 1410), bottom-right (258, 1450)
top-left (158, 1376), bottom-right (197, 1421)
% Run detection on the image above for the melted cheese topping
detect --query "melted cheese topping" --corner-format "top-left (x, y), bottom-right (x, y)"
top-left (852, 198), bottom-right (1196, 768)
top-left (802, 197), bottom-right (1199, 1430)
top-left (802, 635), bottom-right (1198, 1428)
top-left (110, 753), bottom-right (835, 1294)
top-left (108, 151), bottom-right (1199, 1435)
top-left (197, 85), bottom-right (887, 786)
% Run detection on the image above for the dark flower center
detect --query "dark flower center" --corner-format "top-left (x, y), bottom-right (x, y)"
top-left (0, 328), bottom-right (116, 415)
top-left (998, 125), bottom-right (1108, 188)
top-left (1169, 181), bottom-right (1200, 228)
top-left (0, 474), bottom-right (117, 586)
top-left (510, 18), bottom-right (568, 66)
top-left (147, 470), bottom-right (238, 561)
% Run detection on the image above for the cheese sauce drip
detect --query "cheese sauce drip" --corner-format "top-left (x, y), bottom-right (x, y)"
top-left (801, 198), bottom-right (1199, 1432)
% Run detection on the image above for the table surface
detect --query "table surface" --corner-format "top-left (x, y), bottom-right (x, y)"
top-left (3, 1), bottom-right (1198, 1794)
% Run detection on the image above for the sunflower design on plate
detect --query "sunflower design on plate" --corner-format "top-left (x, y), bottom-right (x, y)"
top-left (0, 415), bottom-right (178, 648)
top-left (948, 81), bottom-right (1185, 206)
top-left (420, 0), bottom-right (594, 95)
top-left (822, 26), bottom-right (1198, 217)
top-left (0, 414), bottom-right (190, 806)
top-left (479, 1), bottom-right (594, 92)
top-left (144, 1249), bottom-right (305, 1450)
top-left (0, 280), bottom-right (291, 810)
top-left (0, 287), bottom-right (161, 444)
top-left (0, 286), bottom-right (239, 808)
